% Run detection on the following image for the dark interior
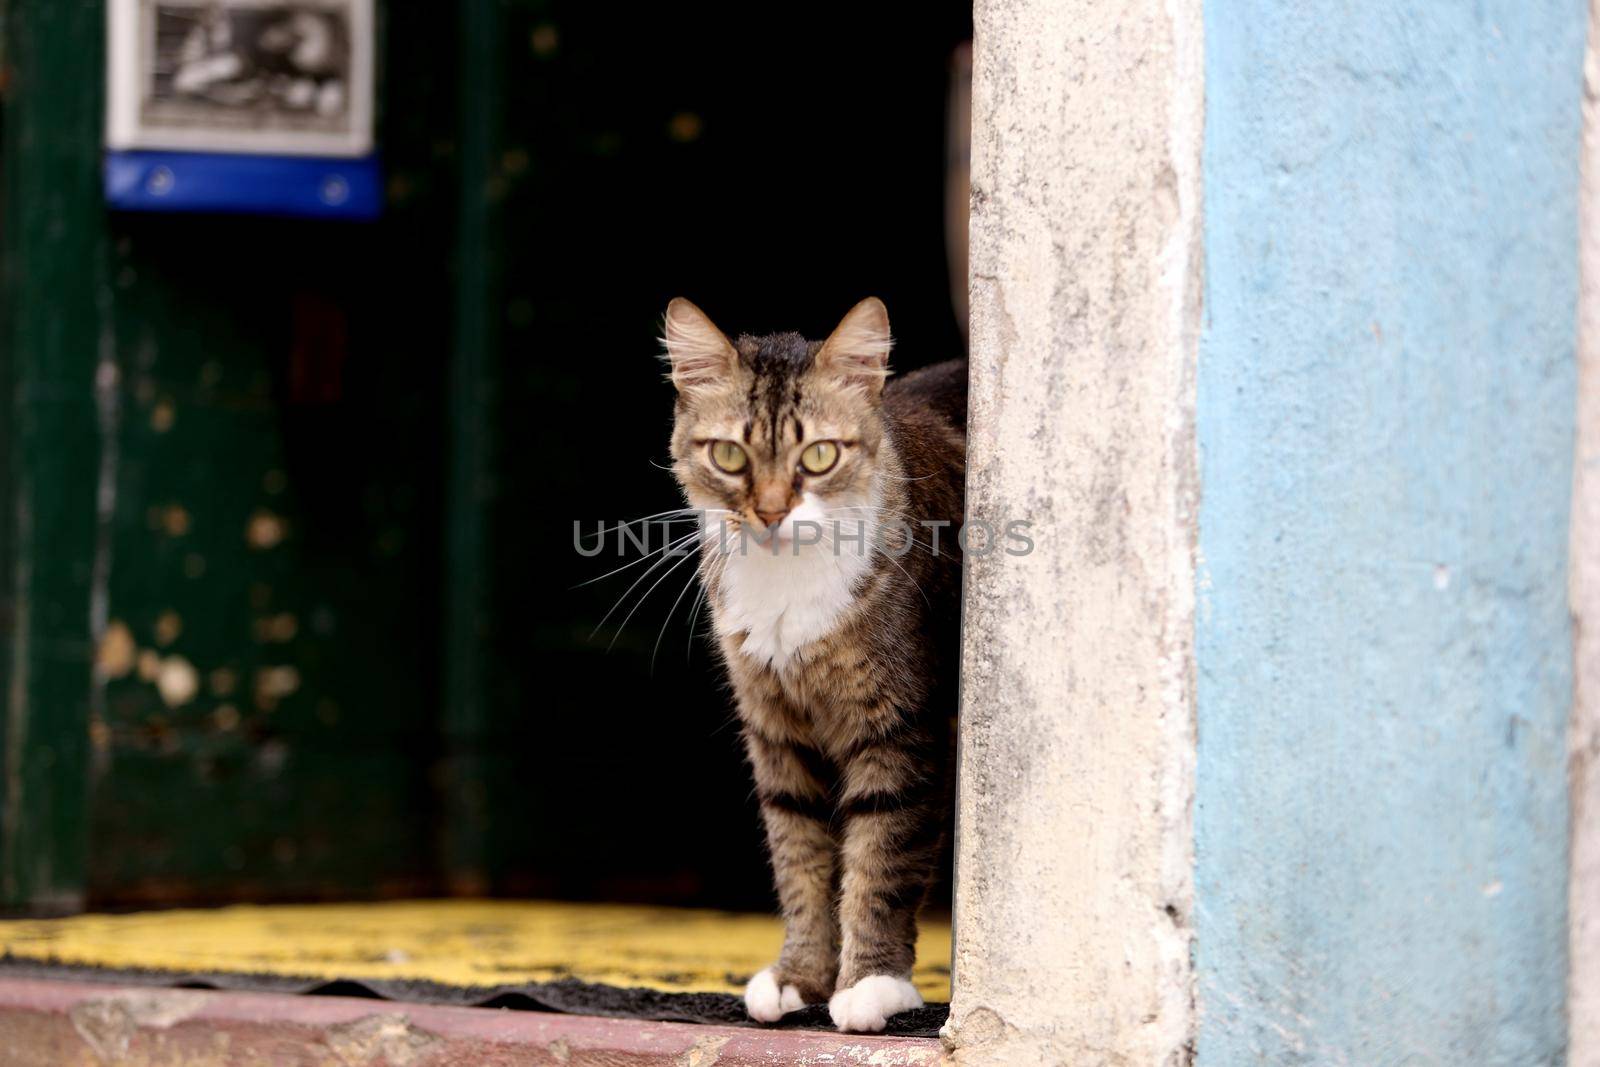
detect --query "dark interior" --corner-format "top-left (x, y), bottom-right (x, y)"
top-left (483, 2), bottom-right (972, 910)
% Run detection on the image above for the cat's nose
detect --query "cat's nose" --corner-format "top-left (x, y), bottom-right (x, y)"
top-left (756, 508), bottom-right (789, 529)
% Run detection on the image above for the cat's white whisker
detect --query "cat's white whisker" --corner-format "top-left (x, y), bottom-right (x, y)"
top-left (685, 585), bottom-right (710, 663)
top-left (871, 469), bottom-right (942, 482)
top-left (686, 544), bottom-right (736, 661)
top-left (577, 506), bottom-right (703, 547)
top-left (652, 548), bottom-right (711, 671)
top-left (574, 525), bottom-right (702, 590)
top-left (574, 507), bottom-right (733, 591)
top-left (587, 528), bottom-right (702, 635)
top-left (605, 536), bottom-right (704, 652)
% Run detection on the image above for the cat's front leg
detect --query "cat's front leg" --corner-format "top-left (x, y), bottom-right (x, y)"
top-left (741, 725), bottom-right (839, 1021)
top-left (829, 734), bottom-right (944, 1033)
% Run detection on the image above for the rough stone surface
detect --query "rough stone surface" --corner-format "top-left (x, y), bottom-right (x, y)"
top-left (68, 989), bottom-right (209, 1061)
top-left (1574, 4), bottom-right (1600, 1064)
top-left (1199, 3), bottom-right (1581, 1064)
top-left (945, 0), bottom-right (1202, 1063)
top-left (0, 978), bottom-right (946, 1067)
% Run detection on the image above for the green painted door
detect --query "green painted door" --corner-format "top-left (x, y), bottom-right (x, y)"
top-left (0, 0), bottom-right (463, 910)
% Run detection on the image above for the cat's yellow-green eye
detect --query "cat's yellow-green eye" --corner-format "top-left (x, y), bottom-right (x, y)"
top-left (799, 440), bottom-right (840, 475)
top-left (709, 440), bottom-right (748, 473)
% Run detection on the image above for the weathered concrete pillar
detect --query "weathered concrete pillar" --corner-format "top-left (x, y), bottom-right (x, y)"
top-left (944, 0), bottom-right (1203, 1063)
top-left (1572, 3), bottom-right (1600, 1062)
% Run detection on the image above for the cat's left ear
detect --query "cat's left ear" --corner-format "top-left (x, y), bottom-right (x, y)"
top-left (817, 297), bottom-right (893, 398)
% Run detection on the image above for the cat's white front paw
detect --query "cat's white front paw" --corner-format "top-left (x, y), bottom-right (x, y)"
top-left (779, 983), bottom-right (806, 1013)
top-left (744, 967), bottom-right (808, 1023)
top-left (828, 974), bottom-right (923, 1033)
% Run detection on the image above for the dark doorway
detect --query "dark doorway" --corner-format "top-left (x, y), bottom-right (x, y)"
top-left (475, 2), bottom-right (972, 909)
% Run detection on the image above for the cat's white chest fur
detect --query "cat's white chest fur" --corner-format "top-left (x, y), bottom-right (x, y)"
top-left (711, 511), bottom-right (873, 671)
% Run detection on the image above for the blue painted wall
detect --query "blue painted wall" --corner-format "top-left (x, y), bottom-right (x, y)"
top-left (1197, 4), bottom-right (1583, 1064)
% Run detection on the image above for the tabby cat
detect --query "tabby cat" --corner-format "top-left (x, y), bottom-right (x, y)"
top-left (661, 297), bottom-right (966, 1033)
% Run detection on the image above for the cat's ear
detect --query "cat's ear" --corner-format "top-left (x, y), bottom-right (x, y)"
top-left (816, 297), bottom-right (893, 397)
top-left (661, 298), bottom-right (737, 395)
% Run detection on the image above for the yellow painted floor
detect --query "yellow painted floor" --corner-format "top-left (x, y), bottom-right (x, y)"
top-left (0, 899), bottom-right (952, 1001)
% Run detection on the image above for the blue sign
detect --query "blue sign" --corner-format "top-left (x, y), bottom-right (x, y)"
top-left (106, 0), bottom-right (378, 220)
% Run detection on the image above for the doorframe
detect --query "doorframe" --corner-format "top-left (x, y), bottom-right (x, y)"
top-left (943, 0), bottom-right (1204, 1061)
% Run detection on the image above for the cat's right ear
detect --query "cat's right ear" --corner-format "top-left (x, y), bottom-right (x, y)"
top-left (661, 298), bottom-right (737, 395)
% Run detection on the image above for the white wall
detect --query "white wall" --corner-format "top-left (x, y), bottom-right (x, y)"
top-left (946, 0), bottom-right (1203, 1062)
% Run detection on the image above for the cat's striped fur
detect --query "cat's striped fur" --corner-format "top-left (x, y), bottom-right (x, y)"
top-left (662, 298), bottom-right (965, 1033)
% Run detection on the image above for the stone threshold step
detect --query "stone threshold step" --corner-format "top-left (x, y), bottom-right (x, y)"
top-left (0, 976), bottom-right (946, 1066)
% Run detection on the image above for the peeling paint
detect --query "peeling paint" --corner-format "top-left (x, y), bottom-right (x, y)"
top-left (245, 510), bottom-right (287, 550)
top-left (88, 328), bottom-right (122, 770)
top-left (149, 398), bottom-right (175, 433)
top-left (155, 657), bottom-right (198, 708)
top-left (252, 612), bottom-right (298, 643)
top-left (69, 989), bottom-right (208, 1061)
top-left (208, 667), bottom-right (237, 697)
top-left (674, 1033), bottom-right (730, 1067)
top-left (96, 622), bottom-right (136, 679)
top-left (254, 666), bottom-right (301, 710)
top-left (940, 1005), bottom-right (1008, 1050)
top-left (152, 610), bottom-right (181, 647)
top-left (158, 505), bottom-right (190, 538)
top-left (323, 1012), bottom-right (439, 1067)
top-left (861, 1045), bottom-right (947, 1066)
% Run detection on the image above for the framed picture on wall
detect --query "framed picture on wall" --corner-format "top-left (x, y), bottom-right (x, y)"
top-left (108, 0), bottom-right (375, 158)
top-left (104, 0), bottom-right (380, 217)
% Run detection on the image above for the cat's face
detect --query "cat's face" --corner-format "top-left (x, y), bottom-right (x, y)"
top-left (662, 299), bottom-right (893, 545)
